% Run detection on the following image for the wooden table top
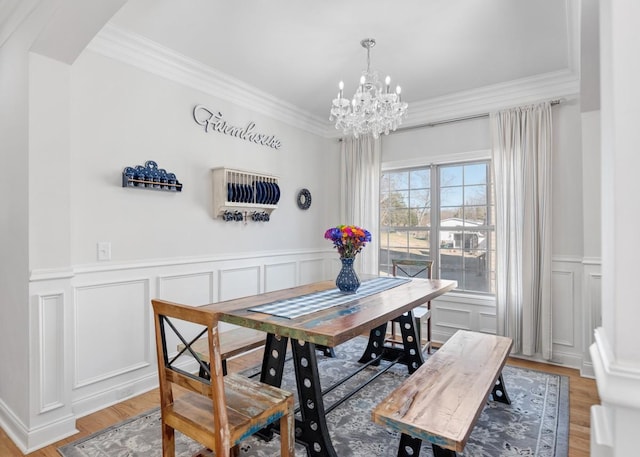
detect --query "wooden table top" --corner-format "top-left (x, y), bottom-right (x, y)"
top-left (204, 278), bottom-right (457, 348)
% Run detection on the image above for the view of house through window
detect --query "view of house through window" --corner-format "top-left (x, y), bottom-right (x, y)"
top-left (379, 160), bottom-right (495, 294)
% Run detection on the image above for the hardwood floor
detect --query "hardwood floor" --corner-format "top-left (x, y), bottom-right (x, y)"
top-left (0, 348), bottom-right (598, 457)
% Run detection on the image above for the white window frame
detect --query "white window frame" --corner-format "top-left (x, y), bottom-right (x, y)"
top-left (380, 150), bottom-right (494, 296)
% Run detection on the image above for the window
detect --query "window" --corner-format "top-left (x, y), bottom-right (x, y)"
top-left (379, 160), bottom-right (495, 294)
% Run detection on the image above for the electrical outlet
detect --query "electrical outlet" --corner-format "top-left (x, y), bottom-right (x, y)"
top-left (97, 242), bottom-right (111, 261)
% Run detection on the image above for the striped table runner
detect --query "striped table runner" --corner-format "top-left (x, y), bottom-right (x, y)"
top-left (248, 277), bottom-right (410, 319)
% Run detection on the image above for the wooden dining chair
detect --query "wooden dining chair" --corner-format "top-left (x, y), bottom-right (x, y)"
top-left (152, 299), bottom-right (294, 457)
top-left (390, 259), bottom-right (434, 354)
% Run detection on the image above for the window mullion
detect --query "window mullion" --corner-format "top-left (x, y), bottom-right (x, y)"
top-left (431, 165), bottom-right (440, 279)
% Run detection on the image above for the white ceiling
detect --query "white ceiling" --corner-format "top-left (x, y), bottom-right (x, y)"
top-left (105, 0), bottom-right (575, 128)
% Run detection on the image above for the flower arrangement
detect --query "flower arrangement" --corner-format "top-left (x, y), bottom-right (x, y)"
top-left (324, 225), bottom-right (372, 259)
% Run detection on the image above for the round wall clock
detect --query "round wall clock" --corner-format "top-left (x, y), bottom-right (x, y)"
top-left (296, 188), bottom-right (312, 210)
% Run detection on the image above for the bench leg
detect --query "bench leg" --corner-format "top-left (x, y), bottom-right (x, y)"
top-left (397, 433), bottom-right (422, 457)
top-left (431, 444), bottom-right (457, 457)
top-left (491, 373), bottom-right (511, 404)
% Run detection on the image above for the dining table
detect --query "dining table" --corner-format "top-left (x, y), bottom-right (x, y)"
top-left (204, 276), bottom-right (457, 457)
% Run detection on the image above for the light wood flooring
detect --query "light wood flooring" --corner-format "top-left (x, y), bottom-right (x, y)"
top-left (0, 348), bottom-right (598, 457)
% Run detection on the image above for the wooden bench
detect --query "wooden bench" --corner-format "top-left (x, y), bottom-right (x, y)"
top-left (372, 330), bottom-right (513, 457)
top-left (178, 327), bottom-right (265, 376)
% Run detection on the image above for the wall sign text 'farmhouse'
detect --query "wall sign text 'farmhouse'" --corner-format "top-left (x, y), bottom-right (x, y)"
top-left (193, 105), bottom-right (282, 150)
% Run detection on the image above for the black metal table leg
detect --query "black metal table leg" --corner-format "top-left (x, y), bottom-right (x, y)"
top-left (256, 333), bottom-right (289, 441)
top-left (491, 373), bottom-right (511, 404)
top-left (260, 333), bottom-right (289, 386)
top-left (358, 323), bottom-right (388, 365)
top-left (397, 433), bottom-right (422, 457)
top-left (316, 345), bottom-right (336, 357)
top-left (291, 338), bottom-right (338, 457)
top-left (396, 310), bottom-right (425, 374)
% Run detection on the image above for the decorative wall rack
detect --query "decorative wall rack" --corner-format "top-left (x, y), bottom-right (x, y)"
top-left (212, 167), bottom-right (280, 222)
top-left (122, 161), bottom-right (182, 192)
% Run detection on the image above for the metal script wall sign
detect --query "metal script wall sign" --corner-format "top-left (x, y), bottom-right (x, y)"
top-left (193, 105), bottom-right (282, 150)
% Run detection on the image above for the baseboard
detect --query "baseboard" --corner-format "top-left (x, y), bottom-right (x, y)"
top-left (0, 397), bottom-right (78, 454)
top-left (590, 405), bottom-right (613, 457)
top-left (581, 360), bottom-right (596, 379)
top-left (0, 397), bottom-right (29, 454)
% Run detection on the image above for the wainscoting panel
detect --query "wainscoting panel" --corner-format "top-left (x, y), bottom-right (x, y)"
top-left (549, 257), bottom-right (583, 368)
top-left (551, 269), bottom-right (576, 347)
top-left (582, 260), bottom-right (602, 377)
top-left (74, 279), bottom-right (150, 388)
top-left (264, 262), bottom-right (297, 292)
top-left (478, 311), bottom-right (497, 334)
top-left (431, 294), bottom-right (496, 343)
top-left (299, 258), bottom-right (327, 285)
top-left (434, 307), bottom-right (472, 330)
top-left (218, 266), bottom-right (260, 301)
top-left (38, 293), bottom-right (65, 413)
top-left (157, 272), bottom-right (214, 305)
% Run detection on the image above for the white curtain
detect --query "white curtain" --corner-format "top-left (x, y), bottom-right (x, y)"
top-left (490, 102), bottom-right (553, 360)
top-left (340, 135), bottom-right (381, 275)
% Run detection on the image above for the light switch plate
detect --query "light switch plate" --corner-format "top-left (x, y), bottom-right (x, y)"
top-left (97, 242), bottom-right (111, 261)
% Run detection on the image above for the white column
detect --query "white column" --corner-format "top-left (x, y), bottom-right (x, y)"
top-left (591, 1), bottom-right (640, 455)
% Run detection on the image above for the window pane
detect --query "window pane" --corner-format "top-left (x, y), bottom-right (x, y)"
top-left (464, 206), bottom-right (488, 225)
top-left (440, 186), bottom-right (463, 206)
top-left (383, 208), bottom-right (413, 227)
top-left (464, 184), bottom-right (487, 205)
top-left (464, 163), bottom-right (487, 185)
top-left (441, 165), bottom-right (463, 186)
top-left (440, 208), bottom-right (463, 225)
top-left (410, 169), bottom-right (430, 189)
top-left (388, 172), bottom-right (409, 190)
top-left (408, 230), bottom-right (430, 256)
top-left (414, 208), bottom-right (431, 227)
top-left (409, 189), bottom-right (430, 208)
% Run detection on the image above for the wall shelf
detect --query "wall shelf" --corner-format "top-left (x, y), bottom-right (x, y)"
top-left (122, 161), bottom-right (182, 192)
top-left (212, 167), bottom-right (280, 222)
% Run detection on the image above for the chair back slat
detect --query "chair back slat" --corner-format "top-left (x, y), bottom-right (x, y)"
top-left (392, 259), bottom-right (433, 279)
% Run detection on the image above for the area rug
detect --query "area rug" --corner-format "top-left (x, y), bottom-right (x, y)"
top-left (59, 337), bottom-right (569, 457)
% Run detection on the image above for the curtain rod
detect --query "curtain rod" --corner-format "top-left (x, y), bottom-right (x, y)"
top-left (336, 99), bottom-right (562, 141)
top-left (395, 99), bottom-right (562, 133)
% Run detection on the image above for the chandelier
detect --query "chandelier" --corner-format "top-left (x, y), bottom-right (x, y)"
top-left (330, 38), bottom-right (408, 139)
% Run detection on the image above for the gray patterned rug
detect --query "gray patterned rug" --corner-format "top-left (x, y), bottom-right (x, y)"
top-left (59, 337), bottom-right (568, 457)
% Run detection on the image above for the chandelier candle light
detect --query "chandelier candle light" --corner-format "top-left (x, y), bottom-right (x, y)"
top-left (330, 38), bottom-right (408, 139)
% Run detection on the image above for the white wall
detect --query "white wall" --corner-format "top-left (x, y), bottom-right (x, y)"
top-left (381, 102), bottom-right (587, 368)
top-left (20, 43), bottom-right (341, 452)
top-left (25, 49), bottom-right (338, 268)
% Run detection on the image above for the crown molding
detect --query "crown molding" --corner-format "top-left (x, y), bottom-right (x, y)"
top-left (403, 69), bottom-right (580, 129)
top-left (86, 23), bottom-right (329, 137)
top-left (87, 24), bottom-right (580, 140)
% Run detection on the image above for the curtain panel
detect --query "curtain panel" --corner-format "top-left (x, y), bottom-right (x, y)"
top-left (340, 136), bottom-right (381, 275)
top-left (490, 102), bottom-right (553, 360)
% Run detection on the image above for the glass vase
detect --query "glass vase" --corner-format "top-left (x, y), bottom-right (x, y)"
top-left (336, 257), bottom-right (360, 293)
